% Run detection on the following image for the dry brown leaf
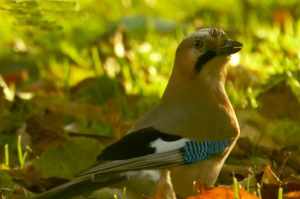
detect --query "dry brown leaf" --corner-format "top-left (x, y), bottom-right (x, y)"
top-left (272, 9), bottom-right (293, 27)
top-left (26, 110), bottom-right (66, 154)
top-left (2, 69), bottom-right (29, 86)
top-left (258, 81), bottom-right (300, 120)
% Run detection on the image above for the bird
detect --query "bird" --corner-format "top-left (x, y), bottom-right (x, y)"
top-left (33, 27), bottom-right (242, 199)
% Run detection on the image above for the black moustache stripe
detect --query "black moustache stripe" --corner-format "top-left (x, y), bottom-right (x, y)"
top-left (195, 51), bottom-right (217, 72)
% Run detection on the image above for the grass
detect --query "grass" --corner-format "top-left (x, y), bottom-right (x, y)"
top-left (113, 187), bottom-right (127, 199)
top-left (4, 144), bottom-right (9, 169)
top-left (233, 177), bottom-right (284, 199)
top-left (17, 135), bottom-right (28, 169)
top-left (233, 177), bottom-right (240, 199)
top-left (278, 187), bottom-right (283, 199)
top-left (1, 135), bottom-right (28, 170)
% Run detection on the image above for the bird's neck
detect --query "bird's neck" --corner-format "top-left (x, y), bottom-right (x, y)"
top-left (161, 68), bottom-right (228, 106)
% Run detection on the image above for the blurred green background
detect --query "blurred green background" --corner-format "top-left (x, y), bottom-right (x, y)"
top-left (0, 0), bottom-right (300, 198)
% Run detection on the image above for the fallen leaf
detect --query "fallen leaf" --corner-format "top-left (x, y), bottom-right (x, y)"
top-left (26, 110), bottom-right (67, 155)
top-left (2, 70), bottom-right (29, 86)
top-left (285, 191), bottom-right (300, 199)
top-left (186, 186), bottom-right (259, 199)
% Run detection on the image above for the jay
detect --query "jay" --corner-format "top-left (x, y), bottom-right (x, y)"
top-left (34, 27), bottom-right (242, 199)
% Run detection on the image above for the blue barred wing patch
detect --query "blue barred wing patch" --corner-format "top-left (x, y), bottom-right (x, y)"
top-left (181, 140), bottom-right (229, 164)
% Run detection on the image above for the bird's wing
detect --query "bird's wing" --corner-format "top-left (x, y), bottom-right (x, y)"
top-left (78, 127), bottom-right (230, 177)
top-left (78, 127), bottom-right (186, 176)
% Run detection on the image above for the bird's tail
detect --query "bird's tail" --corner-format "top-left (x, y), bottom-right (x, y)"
top-left (32, 173), bottom-right (126, 199)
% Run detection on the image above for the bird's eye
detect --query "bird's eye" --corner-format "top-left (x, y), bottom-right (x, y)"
top-left (194, 39), bottom-right (203, 48)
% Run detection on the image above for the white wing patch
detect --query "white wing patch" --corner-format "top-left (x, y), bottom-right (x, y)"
top-left (150, 138), bottom-right (190, 153)
top-left (126, 170), bottom-right (161, 181)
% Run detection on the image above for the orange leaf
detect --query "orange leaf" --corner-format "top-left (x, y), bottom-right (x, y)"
top-left (285, 191), bottom-right (300, 199)
top-left (186, 186), bottom-right (259, 199)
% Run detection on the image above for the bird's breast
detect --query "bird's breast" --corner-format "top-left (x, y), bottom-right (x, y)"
top-left (148, 104), bottom-right (238, 141)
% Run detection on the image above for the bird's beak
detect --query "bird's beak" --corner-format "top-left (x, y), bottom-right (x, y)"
top-left (217, 39), bottom-right (242, 55)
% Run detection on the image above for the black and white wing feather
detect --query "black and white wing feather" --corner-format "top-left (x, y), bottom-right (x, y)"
top-left (79, 127), bottom-right (189, 176)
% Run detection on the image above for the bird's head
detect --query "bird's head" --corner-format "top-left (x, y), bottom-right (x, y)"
top-left (172, 27), bottom-right (242, 85)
